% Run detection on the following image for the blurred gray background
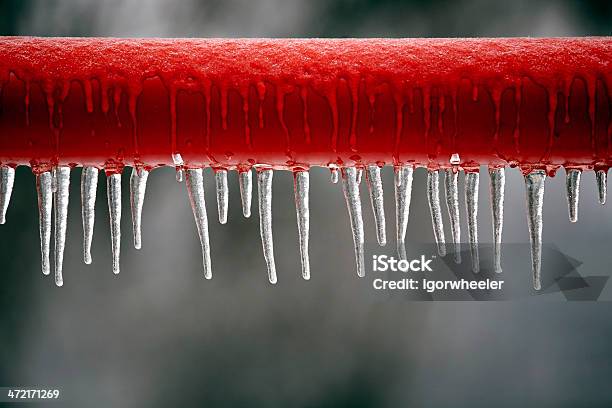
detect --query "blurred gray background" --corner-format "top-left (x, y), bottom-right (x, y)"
top-left (1, 0), bottom-right (612, 406)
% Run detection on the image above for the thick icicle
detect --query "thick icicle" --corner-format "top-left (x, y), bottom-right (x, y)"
top-left (465, 172), bottom-right (480, 273)
top-left (524, 170), bottom-right (547, 290)
top-left (107, 173), bottom-right (122, 275)
top-left (444, 169), bottom-right (461, 263)
top-left (566, 169), bottom-right (581, 222)
top-left (54, 166), bottom-right (71, 287)
top-left (185, 169), bottom-right (212, 279)
top-left (394, 165), bottom-right (413, 260)
top-left (294, 171), bottom-right (310, 280)
top-left (215, 169), bottom-right (228, 224)
top-left (129, 167), bottom-right (149, 249)
top-left (342, 167), bottom-right (365, 277)
top-left (596, 169), bottom-right (607, 205)
top-left (366, 165), bottom-right (386, 246)
top-left (0, 166), bottom-right (15, 224)
top-left (239, 169), bottom-right (252, 217)
top-left (427, 170), bottom-right (446, 257)
top-left (81, 166), bottom-right (98, 264)
top-left (36, 172), bottom-right (52, 276)
top-left (258, 169), bottom-right (277, 284)
top-left (489, 168), bottom-right (505, 274)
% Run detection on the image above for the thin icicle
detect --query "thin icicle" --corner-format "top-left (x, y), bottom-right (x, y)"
top-left (596, 169), bottom-right (607, 205)
top-left (465, 172), bottom-right (480, 273)
top-left (356, 168), bottom-right (363, 185)
top-left (185, 169), bottom-right (212, 279)
top-left (566, 169), bottom-right (581, 222)
top-left (54, 166), bottom-right (71, 287)
top-left (0, 166), bottom-right (15, 224)
top-left (444, 169), bottom-right (461, 263)
top-left (427, 170), bottom-right (446, 257)
top-left (294, 170), bottom-right (310, 280)
top-left (525, 170), bottom-right (546, 290)
top-left (342, 167), bottom-right (365, 277)
top-left (330, 167), bottom-right (339, 184)
top-left (239, 169), bottom-right (252, 218)
top-left (172, 153), bottom-right (185, 183)
top-left (36, 171), bottom-right (53, 276)
top-left (394, 165), bottom-right (413, 260)
top-left (258, 169), bottom-right (277, 284)
top-left (107, 173), bottom-right (122, 275)
top-left (129, 167), bottom-right (149, 249)
top-left (215, 169), bottom-right (228, 224)
top-left (489, 168), bottom-right (505, 274)
top-left (366, 165), bottom-right (386, 246)
top-left (81, 166), bottom-right (98, 264)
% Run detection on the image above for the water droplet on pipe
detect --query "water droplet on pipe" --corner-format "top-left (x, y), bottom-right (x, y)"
top-left (54, 166), bottom-right (71, 287)
top-left (0, 166), bottom-right (15, 224)
top-left (394, 165), bottom-right (413, 260)
top-left (489, 168), bottom-right (505, 274)
top-left (427, 170), bottom-right (446, 257)
top-left (294, 171), bottom-right (310, 280)
top-left (596, 169), bottom-right (607, 205)
top-left (107, 173), bottom-right (122, 275)
top-left (342, 167), bottom-right (365, 277)
top-left (444, 169), bottom-right (461, 263)
top-left (36, 171), bottom-right (52, 276)
top-left (524, 170), bottom-right (546, 290)
top-left (81, 166), bottom-right (98, 264)
top-left (239, 169), bottom-right (252, 218)
top-left (129, 167), bottom-right (149, 249)
top-left (366, 165), bottom-right (386, 246)
top-left (566, 169), bottom-right (581, 222)
top-left (185, 169), bottom-right (212, 279)
top-left (258, 169), bottom-right (277, 284)
top-left (465, 172), bottom-right (480, 273)
top-left (215, 169), bottom-right (228, 224)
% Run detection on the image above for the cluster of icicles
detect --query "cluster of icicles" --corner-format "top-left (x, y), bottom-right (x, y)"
top-left (0, 157), bottom-right (604, 290)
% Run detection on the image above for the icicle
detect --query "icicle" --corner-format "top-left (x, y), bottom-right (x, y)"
top-left (215, 169), bottom-right (228, 224)
top-left (51, 167), bottom-right (57, 193)
top-left (330, 167), bottom-right (339, 184)
top-left (427, 170), bottom-right (446, 257)
top-left (185, 169), bottom-right (212, 279)
top-left (81, 166), bottom-right (98, 264)
top-left (394, 165), bottom-right (413, 260)
top-left (0, 166), bottom-right (15, 224)
top-left (524, 170), bottom-right (546, 290)
top-left (356, 168), bottom-right (363, 184)
top-left (294, 170), bottom-right (310, 280)
top-left (596, 169), bottom-right (607, 205)
top-left (366, 165), bottom-right (386, 246)
top-left (566, 169), bottom-right (581, 223)
top-left (129, 167), bottom-right (148, 249)
top-left (239, 169), bottom-right (252, 218)
top-left (342, 167), bottom-right (365, 277)
top-left (443, 169), bottom-right (461, 263)
top-left (465, 172), bottom-right (480, 273)
top-left (107, 173), bottom-right (122, 275)
top-left (53, 166), bottom-right (70, 287)
top-left (172, 153), bottom-right (184, 182)
top-left (36, 171), bottom-right (52, 276)
top-left (489, 168), bottom-right (505, 274)
top-left (258, 169), bottom-right (277, 284)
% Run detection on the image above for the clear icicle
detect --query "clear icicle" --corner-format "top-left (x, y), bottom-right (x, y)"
top-left (356, 168), bottom-right (363, 185)
top-left (185, 169), bottom-right (212, 279)
top-left (36, 172), bottom-right (52, 276)
top-left (465, 172), bottom-right (480, 273)
top-left (366, 165), bottom-right (386, 246)
top-left (394, 165), bottom-right (413, 260)
top-left (258, 169), bottom-right (277, 284)
top-left (427, 170), bottom-right (446, 257)
top-left (172, 153), bottom-right (185, 183)
top-left (0, 166), bottom-right (15, 224)
top-left (566, 169), bottom-right (581, 223)
top-left (107, 173), bottom-right (122, 275)
top-left (175, 168), bottom-right (184, 183)
top-left (444, 169), bottom-right (461, 263)
top-left (330, 167), bottom-right (339, 184)
top-left (54, 166), bottom-right (71, 287)
top-left (294, 170), bottom-right (310, 280)
top-left (129, 167), bottom-right (149, 249)
top-left (239, 169), bottom-right (252, 218)
top-left (342, 167), bottom-right (365, 277)
top-left (524, 170), bottom-right (547, 290)
top-left (81, 166), bottom-right (98, 264)
top-left (489, 168), bottom-right (505, 274)
top-left (596, 169), bottom-right (607, 205)
top-left (215, 169), bottom-right (228, 224)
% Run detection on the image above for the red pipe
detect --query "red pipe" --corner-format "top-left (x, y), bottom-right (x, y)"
top-left (0, 37), bottom-right (610, 174)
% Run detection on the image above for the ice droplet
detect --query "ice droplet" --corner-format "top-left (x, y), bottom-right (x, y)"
top-left (427, 170), bottom-right (446, 257)
top-left (566, 169), bottom-right (581, 223)
top-left (185, 169), bottom-right (212, 279)
top-left (394, 165), bottom-right (413, 260)
top-left (239, 169), bottom-right (252, 218)
top-left (444, 169), bottom-right (461, 263)
top-left (342, 167), bottom-right (365, 277)
top-left (215, 169), bottom-right (228, 224)
top-left (36, 171), bottom-right (52, 276)
top-left (596, 169), bottom-right (607, 205)
top-left (465, 172), bottom-right (480, 273)
top-left (107, 173), bottom-right (122, 275)
top-left (524, 170), bottom-right (546, 290)
top-left (81, 166), bottom-right (98, 264)
top-left (0, 166), bottom-right (15, 224)
top-left (129, 167), bottom-right (149, 249)
top-left (294, 170), bottom-right (310, 280)
top-left (54, 166), bottom-right (71, 287)
top-left (258, 169), bottom-right (277, 284)
top-left (366, 165), bottom-right (386, 246)
top-left (489, 168), bottom-right (505, 274)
